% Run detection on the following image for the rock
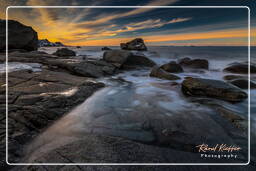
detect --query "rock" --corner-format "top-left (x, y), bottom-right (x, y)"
top-left (53, 48), bottom-right (76, 57)
top-left (229, 79), bottom-right (256, 89)
top-left (124, 54), bottom-right (156, 67)
top-left (120, 38), bottom-right (147, 51)
top-left (223, 63), bottom-right (256, 74)
top-left (150, 66), bottom-right (180, 80)
top-left (181, 77), bottom-right (247, 102)
top-left (76, 46), bottom-right (81, 48)
top-left (223, 75), bottom-right (247, 80)
top-left (102, 46), bottom-right (111, 50)
top-left (0, 20), bottom-right (38, 51)
top-left (178, 58), bottom-right (208, 69)
top-left (38, 39), bottom-right (65, 47)
top-left (103, 50), bottom-right (132, 68)
top-left (160, 61), bottom-right (183, 73)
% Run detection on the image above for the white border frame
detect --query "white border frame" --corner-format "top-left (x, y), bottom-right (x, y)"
top-left (5, 6), bottom-right (251, 166)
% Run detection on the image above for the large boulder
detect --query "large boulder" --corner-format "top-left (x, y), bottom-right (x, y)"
top-left (0, 20), bottom-right (38, 51)
top-left (102, 46), bottom-right (111, 50)
top-left (120, 38), bottom-right (147, 51)
top-left (103, 50), bottom-right (132, 68)
top-left (103, 50), bottom-right (155, 68)
top-left (160, 61), bottom-right (183, 73)
top-left (53, 48), bottom-right (76, 57)
top-left (223, 63), bottom-right (256, 74)
top-left (229, 79), bottom-right (256, 89)
top-left (124, 54), bottom-right (156, 67)
top-left (182, 77), bottom-right (247, 102)
top-left (150, 66), bottom-right (180, 80)
top-left (178, 57), bottom-right (208, 69)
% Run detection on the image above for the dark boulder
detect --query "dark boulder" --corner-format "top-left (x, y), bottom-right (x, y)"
top-left (229, 79), bottom-right (256, 89)
top-left (223, 63), bottom-right (256, 74)
top-left (103, 50), bottom-right (155, 68)
top-left (0, 20), bottom-right (38, 51)
top-left (150, 66), bottom-right (180, 80)
top-left (103, 50), bottom-right (132, 68)
top-left (160, 61), bottom-right (183, 73)
top-left (102, 47), bottom-right (111, 50)
top-left (178, 57), bottom-right (208, 69)
top-left (124, 54), bottom-right (156, 67)
top-left (120, 38), bottom-right (147, 51)
top-left (53, 48), bottom-right (76, 57)
top-left (182, 77), bottom-right (247, 102)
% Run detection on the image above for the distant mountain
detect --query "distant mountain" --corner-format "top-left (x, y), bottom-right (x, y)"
top-left (38, 39), bottom-right (65, 47)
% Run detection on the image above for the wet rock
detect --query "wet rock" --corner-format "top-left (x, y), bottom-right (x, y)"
top-left (103, 50), bottom-right (132, 68)
top-left (223, 75), bottom-right (247, 80)
top-left (150, 66), bottom-right (180, 80)
top-left (181, 77), bottom-right (247, 102)
top-left (53, 48), bottom-right (76, 57)
top-left (0, 20), bottom-right (38, 51)
top-left (178, 58), bottom-right (209, 69)
top-left (124, 54), bottom-right (156, 67)
top-left (223, 63), bottom-right (256, 74)
top-left (229, 79), bottom-right (256, 89)
top-left (102, 46), bottom-right (111, 50)
top-left (120, 38), bottom-right (147, 51)
top-left (160, 61), bottom-right (183, 73)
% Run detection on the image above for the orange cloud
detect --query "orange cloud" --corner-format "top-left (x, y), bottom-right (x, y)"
top-left (66, 28), bottom-right (252, 46)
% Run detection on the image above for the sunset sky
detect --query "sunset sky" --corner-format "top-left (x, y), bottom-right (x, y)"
top-left (0, 0), bottom-right (255, 46)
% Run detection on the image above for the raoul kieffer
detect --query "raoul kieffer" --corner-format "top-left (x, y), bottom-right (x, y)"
top-left (196, 143), bottom-right (241, 153)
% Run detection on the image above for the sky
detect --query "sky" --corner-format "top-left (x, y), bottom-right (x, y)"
top-left (0, 0), bottom-right (255, 46)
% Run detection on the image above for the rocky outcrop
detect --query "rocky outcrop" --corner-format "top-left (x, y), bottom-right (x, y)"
top-left (53, 48), bottom-right (76, 57)
top-left (160, 61), bottom-right (183, 73)
top-left (0, 19), bottom-right (38, 51)
top-left (229, 79), bottom-right (256, 89)
top-left (38, 39), bottom-right (65, 47)
top-left (0, 68), bottom-right (104, 163)
top-left (223, 63), bottom-right (256, 74)
top-left (178, 57), bottom-right (208, 69)
top-left (150, 66), bottom-right (180, 80)
top-left (103, 50), bottom-right (155, 68)
top-left (182, 77), bottom-right (247, 102)
top-left (120, 38), bottom-right (147, 51)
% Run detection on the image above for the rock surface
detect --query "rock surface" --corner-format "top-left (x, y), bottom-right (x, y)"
top-left (120, 38), bottom-right (147, 51)
top-left (223, 63), bottom-right (256, 74)
top-left (182, 77), bottom-right (247, 102)
top-left (150, 66), bottom-right (180, 80)
top-left (229, 79), bottom-right (256, 89)
top-left (103, 50), bottom-right (132, 68)
top-left (178, 57), bottom-right (208, 69)
top-left (160, 61), bottom-right (183, 73)
top-left (124, 54), bottom-right (156, 67)
top-left (53, 48), bottom-right (76, 57)
top-left (0, 20), bottom-right (38, 51)
top-left (38, 39), bottom-right (65, 47)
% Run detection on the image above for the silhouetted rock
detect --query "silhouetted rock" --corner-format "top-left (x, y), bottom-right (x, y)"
top-left (120, 38), bottom-right (147, 51)
top-left (160, 61), bottom-right (183, 73)
top-left (0, 19), bottom-right (38, 51)
top-left (178, 58), bottom-right (208, 69)
top-left (102, 46), bottom-right (111, 50)
top-left (223, 63), bottom-right (256, 74)
top-left (150, 66), bottom-right (180, 80)
top-left (182, 77), bottom-right (247, 102)
top-left (53, 48), bottom-right (76, 57)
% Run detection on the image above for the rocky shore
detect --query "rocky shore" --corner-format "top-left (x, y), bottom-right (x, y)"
top-left (0, 20), bottom-right (255, 171)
